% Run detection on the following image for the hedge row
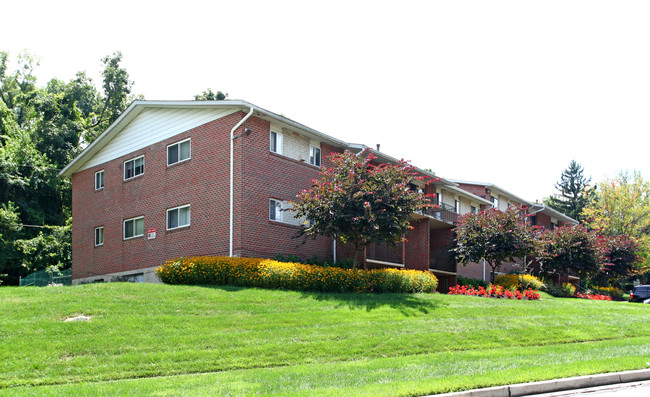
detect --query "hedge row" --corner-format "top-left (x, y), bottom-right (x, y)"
top-left (155, 256), bottom-right (438, 293)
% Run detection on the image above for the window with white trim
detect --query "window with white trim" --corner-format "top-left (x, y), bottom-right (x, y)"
top-left (454, 200), bottom-right (460, 214)
top-left (95, 170), bottom-right (104, 190)
top-left (491, 196), bottom-right (499, 210)
top-left (270, 130), bottom-right (283, 154)
top-left (167, 138), bottom-right (191, 166)
top-left (269, 199), bottom-right (283, 222)
top-left (94, 226), bottom-right (104, 246)
top-left (167, 205), bottom-right (191, 230)
top-left (123, 216), bottom-right (144, 239)
top-left (471, 206), bottom-right (477, 214)
top-left (309, 146), bottom-right (321, 167)
top-left (124, 156), bottom-right (144, 180)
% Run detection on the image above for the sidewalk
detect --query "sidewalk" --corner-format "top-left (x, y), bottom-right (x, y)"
top-left (429, 368), bottom-right (650, 397)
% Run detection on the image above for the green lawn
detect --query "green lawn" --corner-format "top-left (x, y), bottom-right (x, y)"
top-left (1, 283), bottom-right (648, 396)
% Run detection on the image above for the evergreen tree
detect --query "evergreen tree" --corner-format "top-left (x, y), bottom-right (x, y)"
top-left (544, 160), bottom-right (592, 222)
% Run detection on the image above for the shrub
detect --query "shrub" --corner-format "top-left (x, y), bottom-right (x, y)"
top-left (562, 282), bottom-right (577, 296)
top-left (457, 275), bottom-right (489, 289)
top-left (543, 282), bottom-right (576, 298)
top-left (156, 256), bottom-right (438, 293)
top-left (591, 286), bottom-right (624, 299)
top-left (494, 274), bottom-right (544, 291)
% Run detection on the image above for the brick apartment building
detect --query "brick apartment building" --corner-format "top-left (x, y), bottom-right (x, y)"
top-left (59, 100), bottom-right (577, 289)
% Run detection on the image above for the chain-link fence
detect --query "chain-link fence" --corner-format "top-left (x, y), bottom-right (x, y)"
top-left (19, 268), bottom-right (72, 286)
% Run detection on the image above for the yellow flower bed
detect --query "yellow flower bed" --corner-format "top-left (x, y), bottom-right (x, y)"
top-left (494, 274), bottom-right (544, 291)
top-left (156, 256), bottom-right (438, 293)
top-left (592, 286), bottom-right (623, 298)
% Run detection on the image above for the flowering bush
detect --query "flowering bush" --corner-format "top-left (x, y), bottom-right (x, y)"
top-left (574, 292), bottom-right (612, 301)
top-left (562, 282), bottom-right (577, 296)
top-left (448, 284), bottom-right (540, 300)
top-left (494, 274), bottom-right (544, 291)
top-left (591, 286), bottom-right (624, 299)
top-left (156, 256), bottom-right (438, 293)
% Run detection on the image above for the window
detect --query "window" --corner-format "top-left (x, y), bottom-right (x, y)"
top-left (309, 146), bottom-right (321, 166)
top-left (270, 130), bottom-right (283, 154)
top-left (434, 193), bottom-right (441, 206)
top-left (167, 138), bottom-right (191, 165)
top-left (94, 226), bottom-right (104, 246)
top-left (269, 199), bottom-right (283, 222)
top-left (123, 216), bottom-right (144, 239)
top-left (167, 205), bottom-right (191, 230)
top-left (125, 273), bottom-right (144, 283)
top-left (124, 156), bottom-right (144, 180)
top-left (95, 170), bottom-right (104, 190)
top-left (454, 200), bottom-right (460, 214)
top-left (491, 196), bottom-right (499, 210)
top-left (471, 206), bottom-right (477, 214)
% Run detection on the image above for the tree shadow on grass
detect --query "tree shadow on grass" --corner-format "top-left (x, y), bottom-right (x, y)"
top-left (194, 285), bottom-right (447, 316)
top-left (297, 291), bottom-right (448, 316)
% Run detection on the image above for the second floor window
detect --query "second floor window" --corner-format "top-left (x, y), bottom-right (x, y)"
top-left (124, 216), bottom-right (144, 239)
top-left (124, 156), bottom-right (144, 180)
top-left (167, 139), bottom-right (191, 165)
top-left (309, 146), bottom-right (321, 166)
top-left (454, 200), bottom-right (460, 214)
top-left (270, 130), bottom-right (283, 154)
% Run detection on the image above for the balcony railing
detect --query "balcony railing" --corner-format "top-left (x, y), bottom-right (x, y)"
top-left (429, 250), bottom-right (457, 273)
top-left (419, 202), bottom-right (459, 225)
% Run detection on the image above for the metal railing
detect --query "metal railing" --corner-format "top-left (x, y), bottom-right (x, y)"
top-left (419, 202), bottom-right (459, 225)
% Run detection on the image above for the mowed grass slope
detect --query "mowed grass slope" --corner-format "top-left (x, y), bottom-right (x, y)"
top-left (1, 283), bottom-right (649, 396)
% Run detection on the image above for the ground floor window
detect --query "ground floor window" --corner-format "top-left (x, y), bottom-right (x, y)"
top-left (94, 226), bottom-right (104, 246)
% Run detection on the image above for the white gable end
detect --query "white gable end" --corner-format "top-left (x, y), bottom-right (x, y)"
top-left (79, 106), bottom-right (238, 171)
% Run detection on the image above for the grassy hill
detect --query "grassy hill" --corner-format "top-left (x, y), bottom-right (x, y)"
top-left (1, 283), bottom-right (649, 396)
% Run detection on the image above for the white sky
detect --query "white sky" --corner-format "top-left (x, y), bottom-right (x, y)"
top-left (3, 0), bottom-right (649, 202)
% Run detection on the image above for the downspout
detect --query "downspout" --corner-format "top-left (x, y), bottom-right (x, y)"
top-left (230, 107), bottom-right (255, 257)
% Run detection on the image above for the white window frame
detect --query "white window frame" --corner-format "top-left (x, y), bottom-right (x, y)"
top-left (491, 196), bottom-right (500, 210)
top-left (454, 200), bottom-right (460, 214)
top-left (94, 226), bottom-right (104, 246)
top-left (95, 170), bottom-right (104, 190)
top-left (167, 138), bottom-right (191, 166)
top-left (270, 130), bottom-right (283, 154)
top-left (269, 199), bottom-right (283, 222)
top-left (123, 216), bottom-right (144, 240)
top-left (309, 145), bottom-right (321, 167)
top-left (166, 204), bottom-right (191, 230)
top-left (124, 155), bottom-right (145, 181)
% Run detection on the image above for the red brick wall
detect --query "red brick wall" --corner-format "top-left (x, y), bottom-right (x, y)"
top-left (404, 219), bottom-right (430, 271)
top-left (71, 113), bottom-right (244, 280)
top-left (456, 183), bottom-right (488, 199)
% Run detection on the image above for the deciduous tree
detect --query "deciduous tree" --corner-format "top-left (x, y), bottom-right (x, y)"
top-left (291, 150), bottom-right (431, 269)
top-left (537, 226), bottom-right (605, 279)
top-left (453, 206), bottom-right (537, 281)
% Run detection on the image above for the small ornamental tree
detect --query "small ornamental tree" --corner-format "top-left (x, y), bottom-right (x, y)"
top-left (537, 226), bottom-right (605, 280)
top-left (598, 235), bottom-right (640, 285)
top-left (291, 150), bottom-right (432, 269)
top-left (453, 206), bottom-right (537, 282)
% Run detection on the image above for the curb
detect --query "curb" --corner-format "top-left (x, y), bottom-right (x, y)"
top-left (429, 368), bottom-right (650, 397)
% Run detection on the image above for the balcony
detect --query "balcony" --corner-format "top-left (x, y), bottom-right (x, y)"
top-left (419, 202), bottom-right (459, 225)
top-left (429, 249), bottom-right (457, 274)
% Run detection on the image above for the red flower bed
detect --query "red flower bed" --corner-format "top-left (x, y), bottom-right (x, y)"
top-left (448, 285), bottom-right (540, 300)
top-left (574, 292), bottom-right (612, 301)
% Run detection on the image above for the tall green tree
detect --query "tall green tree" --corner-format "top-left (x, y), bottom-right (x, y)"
top-left (194, 88), bottom-right (228, 101)
top-left (537, 226), bottom-right (605, 280)
top-left (291, 150), bottom-right (431, 269)
top-left (0, 50), bottom-right (136, 284)
top-left (544, 160), bottom-right (592, 222)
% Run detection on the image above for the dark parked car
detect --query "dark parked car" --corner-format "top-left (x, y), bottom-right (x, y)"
top-left (629, 285), bottom-right (650, 303)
